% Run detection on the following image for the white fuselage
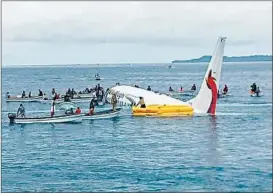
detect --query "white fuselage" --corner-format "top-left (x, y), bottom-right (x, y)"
top-left (106, 85), bottom-right (189, 107)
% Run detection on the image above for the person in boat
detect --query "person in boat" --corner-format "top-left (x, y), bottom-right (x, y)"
top-left (21, 91), bottom-right (26, 98)
top-left (43, 93), bottom-right (48, 100)
top-left (191, 84), bottom-right (196, 91)
top-left (17, 104), bottom-right (25, 118)
top-left (111, 93), bottom-right (118, 111)
top-left (65, 108), bottom-right (74, 115)
top-left (6, 92), bottom-right (10, 98)
top-left (52, 88), bottom-right (56, 97)
top-left (136, 97), bottom-right (146, 108)
top-left (50, 99), bottom-right (56, 117)
top-left (250, 83), bottom-right (257, 93)
top-left (71, 88), bottom-right (77, 99)
top-left (92, 91), bottom-right (97, 99)
top-left (98, 88), bottom-right (104, 101)
top-left (67, 88), bottom-right (72, 96)
top-left (88, 97), bottom-right (96, 115)
top-left (85, 88), bottom-right (89, 93)
top-left (169, 86), bottom-right (174, 92)
top-left (28, 92), bottom-right (32, 98)
top-left (223, 84), bottom-right (228, 94)
top-left (64, 93), bottom-right (71, 102)
top-left (180, 87), bottom-right (183, 92)
top-left (53, 93), bottom-right (60, 100)
top-left (98, 84), bottom-right (102, 91)
top-left (72, 88), bottom-right (77, 95)
top-left (38, 89), bottom-right (43, 97)
top-left (256, 87), bottom-right (261, 96)
top-left (75, 107), bottom-right (81, 114)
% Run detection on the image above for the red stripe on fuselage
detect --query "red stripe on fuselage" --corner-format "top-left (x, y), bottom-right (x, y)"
top-left (206, 70), bottom-right (217, 114)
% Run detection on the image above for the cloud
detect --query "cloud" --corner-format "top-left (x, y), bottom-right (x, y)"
top-left (2, 1), bottom-right (272, 64)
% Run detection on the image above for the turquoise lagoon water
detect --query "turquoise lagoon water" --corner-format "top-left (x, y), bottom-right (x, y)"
top-left (1, 62), bottom-right (272, 192)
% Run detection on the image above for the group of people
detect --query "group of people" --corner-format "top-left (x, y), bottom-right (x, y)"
top-left (144, 84), bottom-right (196, 93)
top-left (17, 89), bottom-right (45, 98)
top-left (88, 92), bottom-right (118, 115)
top-left (168, 84), bottom-right (196, 92)
top-left (50, 98), bottom-right (81, 117)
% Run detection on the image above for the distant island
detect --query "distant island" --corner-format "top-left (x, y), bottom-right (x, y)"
top-left (172, 55), bottom-right (272, 63)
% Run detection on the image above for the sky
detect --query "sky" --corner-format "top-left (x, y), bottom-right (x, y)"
top-left (2, 1), bottom-right (272, 65)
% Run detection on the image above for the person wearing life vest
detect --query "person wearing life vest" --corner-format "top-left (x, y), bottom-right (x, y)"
top-left (75, 107), bottom-right (81, 114)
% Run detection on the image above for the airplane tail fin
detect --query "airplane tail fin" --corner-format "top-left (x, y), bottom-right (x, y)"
top-left (187, 37), bottom-right (227, 115)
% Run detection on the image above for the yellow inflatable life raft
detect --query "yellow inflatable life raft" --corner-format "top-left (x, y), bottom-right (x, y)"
top-left (132, 105), bottom-right (194, 117)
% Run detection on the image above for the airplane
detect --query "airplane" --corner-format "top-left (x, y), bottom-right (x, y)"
top-left (105, 37), bottom-right (227, 116)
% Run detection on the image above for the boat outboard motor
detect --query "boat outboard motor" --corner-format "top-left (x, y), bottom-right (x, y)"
top-left (8, 113), bottom-right (16, 124)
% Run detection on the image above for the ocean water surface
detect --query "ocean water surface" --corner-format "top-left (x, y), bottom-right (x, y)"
top-left (2, 62), bottom-right (272, 192)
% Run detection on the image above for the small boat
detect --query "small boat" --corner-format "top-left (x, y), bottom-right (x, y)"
top-left (8, 113), bottom-right (83, 124)
top-left (83, 108), bottom-right (122, 120)
top-left (40, 97), bottom-right (92, 104)
top-left (56, 102), bottom-right (77, 110)
top-left (218, 93), bottom-right (228, 98)
top-left (97, 101), bottom-right (104, 106)
top-left (5, 96), bottom-right (43, 102)
top-left (250, 91), bottom-right (263, 97)
top-left (95, 73), bottom-right (101, 80)
top-left (77, 93), bottom-right (93, 98)
top-left (167, 90), bottom-right (196, 97)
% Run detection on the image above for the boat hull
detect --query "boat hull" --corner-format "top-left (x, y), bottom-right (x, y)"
top-left (41, 98), bottom-right (93, 104)
top-left (83, 108), bottom-right (121, 120)
top-left (8, 113), bottom-right (83, 124)
top-left (5, 96), bottom-right (43, 102)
